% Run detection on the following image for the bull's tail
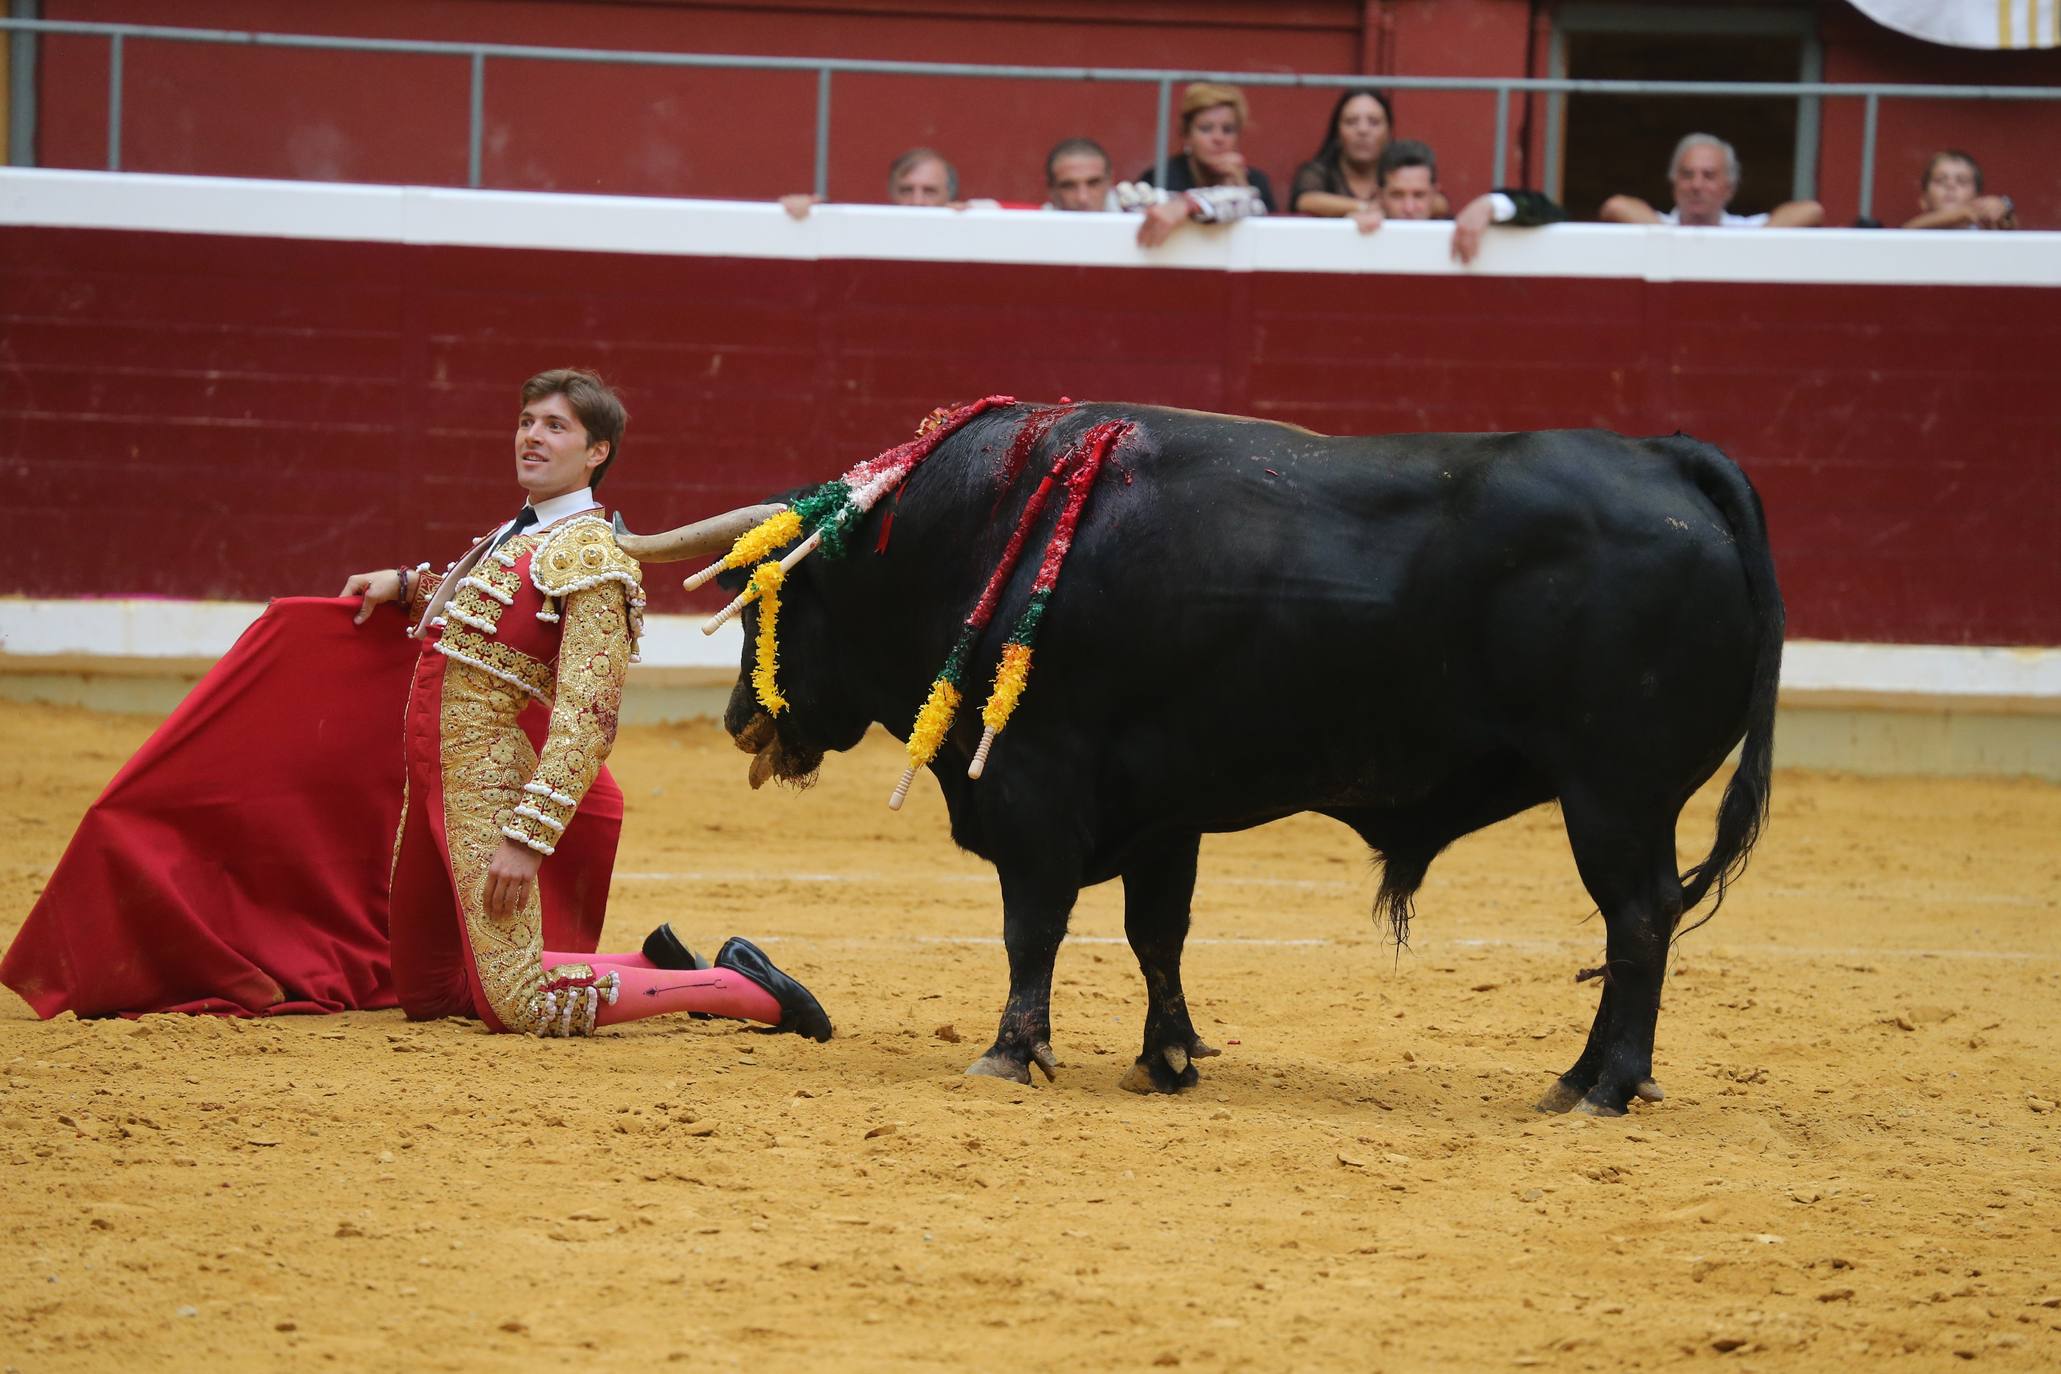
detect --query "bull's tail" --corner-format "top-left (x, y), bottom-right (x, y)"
top-left (1673, 440), bottom-right (1784, 933)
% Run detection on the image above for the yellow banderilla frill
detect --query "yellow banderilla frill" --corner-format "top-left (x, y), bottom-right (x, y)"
top-left (727, 508), bottom-right (804, 568)
top-left (890, 678), bottom-right (962, 810)
top-left (968, 642), bottom-right (1033, 779)
top-left (683, 508), bottom-right (805, 595)
top-left (749, 561), bottom-right (788, 715)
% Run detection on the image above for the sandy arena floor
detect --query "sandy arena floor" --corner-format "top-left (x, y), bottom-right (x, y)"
top-left (2, 699), bottom-right (2057, 1373)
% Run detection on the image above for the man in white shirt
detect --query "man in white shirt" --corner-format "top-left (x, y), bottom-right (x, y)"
top-left (1600, 133), bottom-right (1823, 229)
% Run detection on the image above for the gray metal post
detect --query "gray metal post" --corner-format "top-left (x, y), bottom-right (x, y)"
top-left (1492, 85), bottom-right (1510, 188)
top-left (813, 67), bottom-right (830, 200)
top-left (1542, 24), bottom-right (1565, 200)
top-left (467, 50), bottom-right (483, 188)
top-left (6, 0), bottom-right (37, 166)
top-left (105, 29), bottom-right (120, 170)
top-left (1793, 35), bottom-right (1822, 203)
top-left (1858, 92), bottom-right (1879, 221)
top-left (1152, 75), bottom-right (1170, 189)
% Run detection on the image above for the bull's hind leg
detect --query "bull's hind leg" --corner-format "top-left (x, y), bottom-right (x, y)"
top-left (1117, 832), bottom-right (1221, 1095)
top-left (966, 865), bottom-right (1078, 1085)
top-left (1539, 794), bottom-right (1686, 1115)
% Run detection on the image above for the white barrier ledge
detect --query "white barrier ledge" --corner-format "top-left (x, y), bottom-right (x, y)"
top-left (0, 598), bottom-right (744, 671)
top-left (2, 599), bottom-right (2054, 703)
top-left (6, 168), bottom-right (2059, 288)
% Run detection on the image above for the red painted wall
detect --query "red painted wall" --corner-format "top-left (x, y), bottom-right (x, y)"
top-left (3, 223), bottom-right (2056, 645)
top-left (29, 2), bottom-right (2058, 224)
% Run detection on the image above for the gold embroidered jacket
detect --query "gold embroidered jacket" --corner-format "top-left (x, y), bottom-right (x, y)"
top-left (405, 514), bottom-right (646, 854)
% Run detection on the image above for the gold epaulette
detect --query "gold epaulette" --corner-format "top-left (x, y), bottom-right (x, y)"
top-left (530, 515), bottom-right (643, 598)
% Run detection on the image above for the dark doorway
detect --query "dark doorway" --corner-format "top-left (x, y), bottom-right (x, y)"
top-left (1560, 28), bottom-right (1807, 220)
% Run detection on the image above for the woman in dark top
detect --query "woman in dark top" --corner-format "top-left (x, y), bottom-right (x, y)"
top-left (1135, 82), bottom-right (1277, 213)
top-left (1291, 88), bottom-right (1395, 229)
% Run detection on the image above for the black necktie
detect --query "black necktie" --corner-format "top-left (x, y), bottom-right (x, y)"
top-left (491, 505), bottom-right (538, 552)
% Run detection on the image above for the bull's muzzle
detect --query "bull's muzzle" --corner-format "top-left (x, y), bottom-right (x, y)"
top-left (732, 710), bottom-right (815, 790)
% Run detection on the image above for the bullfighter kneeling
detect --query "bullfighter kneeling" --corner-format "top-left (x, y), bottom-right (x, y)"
top-left (343, 368), bottom-right (830, 1041)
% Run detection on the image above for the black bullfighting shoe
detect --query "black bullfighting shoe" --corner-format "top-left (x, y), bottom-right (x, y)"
top-left (713, 937), bottom-right (834, 1043)
top-left (641, 922), bottom-right (709, 971)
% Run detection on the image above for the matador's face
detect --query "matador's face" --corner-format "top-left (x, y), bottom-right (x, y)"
top-left (514, 393), bottom-right (607, 503)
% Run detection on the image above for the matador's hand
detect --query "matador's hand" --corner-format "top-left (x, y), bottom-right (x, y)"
top-left (341, 569), bottom-right (405, 625)
top-left (484, 839), bottom-right (544, 920)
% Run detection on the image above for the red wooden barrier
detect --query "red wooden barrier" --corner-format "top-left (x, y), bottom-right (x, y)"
top-left (3, 209), bottom-right (2056, 645)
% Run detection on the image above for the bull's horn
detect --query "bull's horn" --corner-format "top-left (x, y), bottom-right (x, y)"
top-left (612, 505), bottom-right (787, 563)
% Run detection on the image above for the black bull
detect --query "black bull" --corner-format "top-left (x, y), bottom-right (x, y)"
top-left (711, 404), bottom-right (1781, 1114)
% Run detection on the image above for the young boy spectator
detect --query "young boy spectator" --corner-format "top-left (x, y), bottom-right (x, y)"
top-left (1600, 134), bottom-right (1823, 228)
top-left (1903, 150), bottom-right (2016, 230)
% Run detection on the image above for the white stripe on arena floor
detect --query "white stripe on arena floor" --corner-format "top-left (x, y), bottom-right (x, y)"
top-left (615, 872), bottom-right (2053, 961)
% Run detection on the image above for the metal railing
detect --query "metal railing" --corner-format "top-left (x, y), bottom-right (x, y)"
top-left (4, 16), bottom-right (2058, 220)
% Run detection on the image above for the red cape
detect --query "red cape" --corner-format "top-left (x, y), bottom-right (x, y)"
top-left (2, 597), bottom-right (619, 1018)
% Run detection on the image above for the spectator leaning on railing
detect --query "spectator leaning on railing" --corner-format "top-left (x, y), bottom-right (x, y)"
top-left (1373, 140), bottom-right (1441, 221)
top-left (1117, 83), bottom-right (1273, 247)
top-left (1045, 138), bottom-right (1118, 212)
top-left (1127, 84), bottom-right (1276, 205)
top-left (1600, 133), bottom-right (1823, 228)
top-left (1290, 88), bottom-right (1399, 232)
top-left (781, 146), bottom-right (996, 219)
top-left (1904, 150), bottom-right (2016, 230)
top-left (1363, 141), bottom-right (1567, 264)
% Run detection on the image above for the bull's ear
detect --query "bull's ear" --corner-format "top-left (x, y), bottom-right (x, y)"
top-left (613, 504), bottom-right (788, 563)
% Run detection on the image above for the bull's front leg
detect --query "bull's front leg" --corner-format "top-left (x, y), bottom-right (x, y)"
top-left (1117, 832), bottom-right (1221, 1095)
top-left (965, 865), bottom-right (1078, 1085)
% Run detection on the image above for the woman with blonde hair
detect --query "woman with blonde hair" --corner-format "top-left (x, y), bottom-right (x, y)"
top-left (1123, 82), bottom-right (1275, 246)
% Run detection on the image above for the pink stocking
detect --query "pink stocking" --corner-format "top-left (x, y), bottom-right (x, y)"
top-left (541, 951), bottom-right (782, 1028)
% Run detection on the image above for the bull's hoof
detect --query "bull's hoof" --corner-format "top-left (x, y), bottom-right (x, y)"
top-left (965, 1040), bottom-right (1057, 1086)
top-left (1538, 1071), bottom-right (1663, 1114)
top-left (1571, 1092), bottom-right (1629, 1118)
top-left (965, 1053), bottom-right (1032, 1085)
top-left (1119, 1047), bottom-right (1200, 1095)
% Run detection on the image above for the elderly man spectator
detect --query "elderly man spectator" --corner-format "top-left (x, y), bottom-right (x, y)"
top-left (1903, 150), bottom-right (2016, 230)
top-left (1600, 134), bottom-right (1823, 228)
top-left (782, 147), bottom-right (981, 219)
top-left (1045, 138), bottom-right (1117, 212)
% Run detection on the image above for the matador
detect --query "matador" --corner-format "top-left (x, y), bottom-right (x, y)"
top-left (343, 368), bottom-right (830, 1041)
